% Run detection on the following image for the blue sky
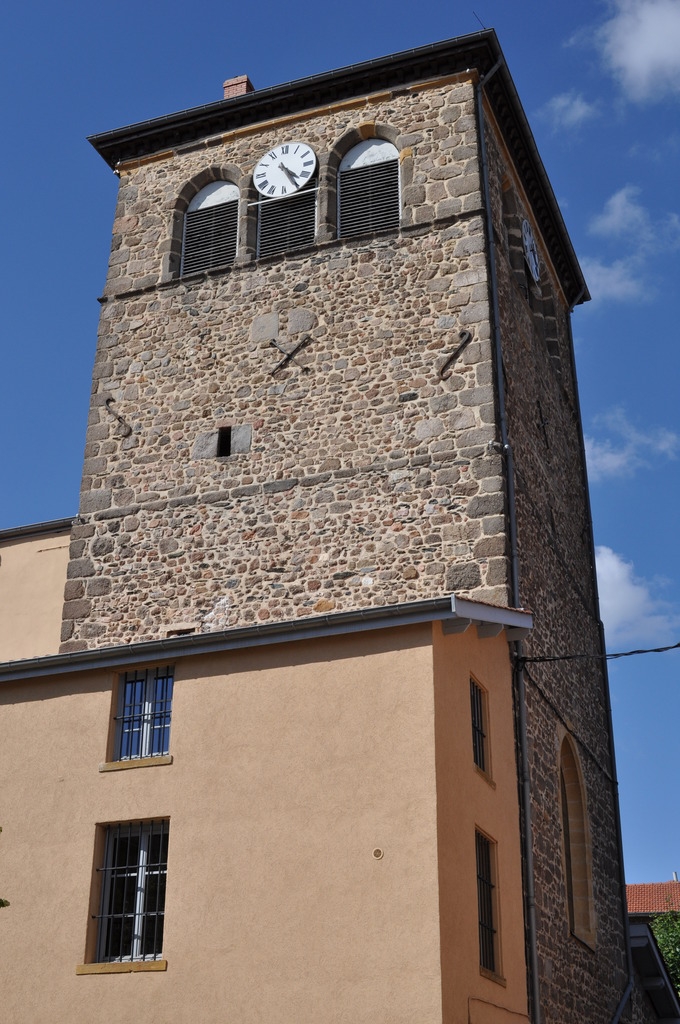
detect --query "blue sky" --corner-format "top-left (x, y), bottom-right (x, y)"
top-left (1, 1), bottom-right (679, 883)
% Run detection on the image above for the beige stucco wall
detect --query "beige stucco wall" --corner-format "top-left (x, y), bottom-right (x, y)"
top-left (0, 622), bottom-right (527, 1023)
top-left (433, 625), bottom-right (529, 1024)
top-left (1, 626), bottom-right (442, 1023)
top-left (0, 526), bottom-right (70, 662)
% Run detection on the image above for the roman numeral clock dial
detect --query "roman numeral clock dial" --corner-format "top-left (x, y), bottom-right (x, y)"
top-left (253, 141), bottom-right (317, 198)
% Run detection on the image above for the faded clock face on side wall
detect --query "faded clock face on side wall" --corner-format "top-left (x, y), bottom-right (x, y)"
top-left (521, 218), bottom-right (541, 283)
top-left (253, 142), bottom-right (317, 198)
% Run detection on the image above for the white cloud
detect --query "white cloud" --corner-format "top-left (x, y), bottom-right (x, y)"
top-left (540, 91), bottom-right (599, 131)
top-left (580, 255), bottom-right (647, 302)
top-left (588, 185), bottom-right (651, 239)
top-left (585, 407), bottom-right (679, 480)
top-left (596, 546), bottom-right (680, 647)
top-left (583, 188), bottom-right (680, 302)
top-left (597, 0), bottom-right (680, 102)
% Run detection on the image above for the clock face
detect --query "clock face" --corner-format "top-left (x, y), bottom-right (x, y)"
top-left (253, 142), bottom-right (317, 198)
top-left (521, 219), bottom-right (540, 282)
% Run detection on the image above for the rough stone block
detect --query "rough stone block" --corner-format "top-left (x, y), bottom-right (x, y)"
top-left (445, 561), bottom-right (482, 591)
top-left (64, 580), bottom-right (84, 601)
top-left (485, 556), bottom-right (509, 587)
top-left (467, 493), bottom-right (504, 517)
top-left (63, 599), bottom-right (93, 619)
top-left (86, 578), bottom-right (112, 597)
top-left (415, 418), bottom-right (445, 440)
top-left (66, 557), bottom-right (96, 579)
top-left (250, 311), bottom-right (279, 342)
top-left (79, 490), bottom-right (112, 514)
top-left (92, 537), bottom-right (114, 557)
top-left (231, 424), bottom-right (252, 454)
top-left (192, 432), bottom-right (218, 459)
top-left (287, 308), bottom-right (316, 334)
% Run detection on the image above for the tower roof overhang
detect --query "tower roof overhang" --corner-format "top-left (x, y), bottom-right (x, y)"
top-left (87, 29), bottom-right (588, 308)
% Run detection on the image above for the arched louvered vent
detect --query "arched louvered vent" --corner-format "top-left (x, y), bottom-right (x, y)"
top-left (338, 160), bottom-right (399, 237)
top-left (338, 139), bottom-right (400, 239)
top-left (181, 181), bottom-right (239, 276)
top-left (256, 187), bottom-right (317, 259)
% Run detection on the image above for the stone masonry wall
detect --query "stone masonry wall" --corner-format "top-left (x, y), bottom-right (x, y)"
top-left (62, 78), bottom-right (513, 651)
top-left (485, 110), bottom-right (630, 1021)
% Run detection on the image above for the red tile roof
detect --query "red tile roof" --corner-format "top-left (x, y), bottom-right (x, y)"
top-left (627, 882), bottom-right (680, 915)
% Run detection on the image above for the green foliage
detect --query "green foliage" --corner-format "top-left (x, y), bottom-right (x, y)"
top-left (651, 911), bottom-right (680, 993)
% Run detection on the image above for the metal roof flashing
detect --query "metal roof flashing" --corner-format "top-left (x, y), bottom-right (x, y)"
top-left (0, 595), bottom-right (532, 683)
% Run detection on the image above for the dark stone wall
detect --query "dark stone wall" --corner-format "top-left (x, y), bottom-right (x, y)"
top-left (484, 110), bottom-right (631, 1021)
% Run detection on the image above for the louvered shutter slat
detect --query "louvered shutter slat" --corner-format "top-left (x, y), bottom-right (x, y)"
top-left (338, 160), bottom-right (399, 238)
top-left (182, 201), bottom-right (238, 275)
top-left (257, 188), bottom-right (316, 259)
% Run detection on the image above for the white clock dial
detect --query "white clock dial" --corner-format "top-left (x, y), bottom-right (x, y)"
top-left (521, 218), bottom-right (540, 282)
top-left (253, 142), bottom-right (317, 198)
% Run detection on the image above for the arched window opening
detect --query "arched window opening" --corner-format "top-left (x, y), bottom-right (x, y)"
top-left (182, 181), bottom-right (239, 276)
top-left (338, 139), bottom-right (400, 239)
top-left (560, 737), bottom-right (595, 945)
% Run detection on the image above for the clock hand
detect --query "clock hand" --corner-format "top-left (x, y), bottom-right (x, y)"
top-left (278, 161), bottom-right (301, 184)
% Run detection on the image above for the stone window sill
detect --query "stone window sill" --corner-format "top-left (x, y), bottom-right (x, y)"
top-left (76, 960), bottom-right (167, 975)
top-left (480, 966), bottom-right (506, 987)
top-left (99, 755), bottom-right (173, 773)
top-left (473, 763), bottom-right (496, 789)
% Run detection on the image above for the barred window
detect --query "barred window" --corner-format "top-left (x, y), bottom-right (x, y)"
top-left (182, 181), bottom-right (239, 276)
top-left (338, 139), bottom-right (400, 239)
top-left (475, 830), bottom-right (498, 974)
top-left (470, 678), bottom-right (488, 773)
top-left (96, 820), bottom-right (169, 962)
top-left (115, 666), bottom-right (173, 761)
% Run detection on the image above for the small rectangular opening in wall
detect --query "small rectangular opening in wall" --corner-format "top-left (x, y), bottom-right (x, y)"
top-left (191, 424), bottom-right (252, 461)
top-left (217, 427), bottom-right (232, 457)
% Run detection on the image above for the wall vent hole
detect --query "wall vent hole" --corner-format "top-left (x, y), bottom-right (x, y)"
top-left (217, 427), bottom-right (232, 457)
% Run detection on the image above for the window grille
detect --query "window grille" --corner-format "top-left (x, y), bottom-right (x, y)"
top-left (182, 200), bottom-right (238, 275)
top-left (476, 830), bottom-right (497, 973)
top-left (338, 159), bottom-right (400, 239)
top-left (96, 820), bottom-right (169, 962)
top-left (115, 666), bottom-right (173, 761)
top-left (256, 186), bottom-right (316, 259)
top-left (470, 678), bottom-right (487, 772)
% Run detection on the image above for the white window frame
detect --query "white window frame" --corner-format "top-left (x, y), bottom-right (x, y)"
top-left (114, 666), bottom-right (174, 761)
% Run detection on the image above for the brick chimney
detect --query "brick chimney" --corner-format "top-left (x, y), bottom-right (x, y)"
top-left (223, 75), bottom-right (255, 99)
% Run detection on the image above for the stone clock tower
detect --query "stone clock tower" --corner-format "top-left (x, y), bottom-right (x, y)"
top-left (43, 29), bottom-right (640, 1024)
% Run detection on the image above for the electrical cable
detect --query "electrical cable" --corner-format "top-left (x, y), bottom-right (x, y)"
top-left (518, 640), bottom-right (680, 666)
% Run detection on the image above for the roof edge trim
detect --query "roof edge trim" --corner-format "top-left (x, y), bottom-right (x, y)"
top-left (0, 595), bottom-right (532, 683)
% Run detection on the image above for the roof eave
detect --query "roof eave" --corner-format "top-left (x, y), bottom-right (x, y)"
top-left (87, 28), bottom-right (587, 309)
top-left (0, 595), bottom-right (532, 683)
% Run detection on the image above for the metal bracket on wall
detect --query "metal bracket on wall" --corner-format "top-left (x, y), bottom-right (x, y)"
top-left (104, 397), bottom-right (133, 437)
top-left (438, 330), bottom-right (473, 379)
top-left (269, 335), bottom-right (312, 376)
